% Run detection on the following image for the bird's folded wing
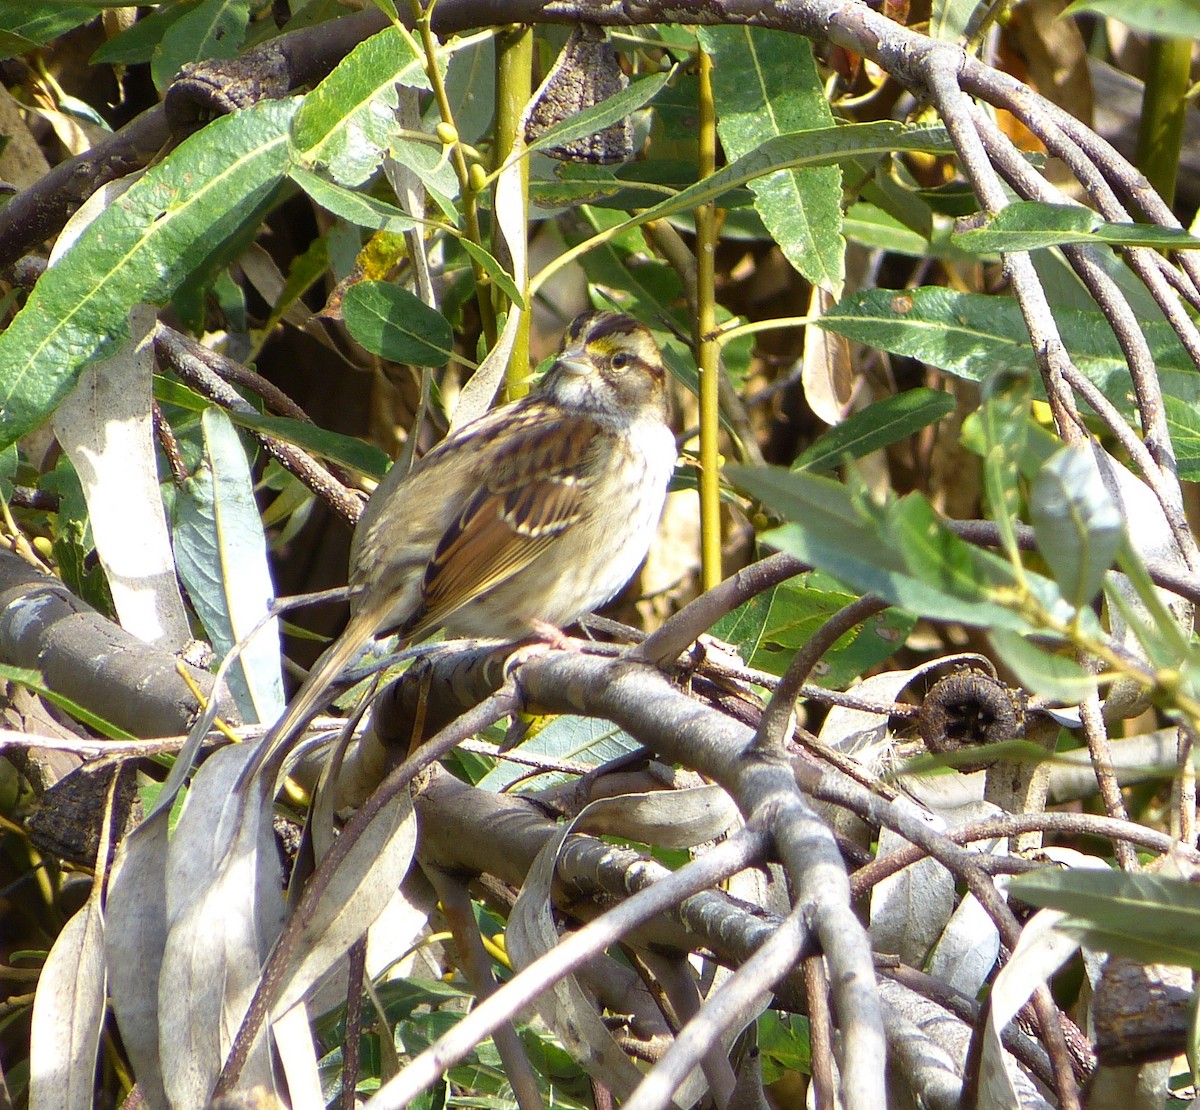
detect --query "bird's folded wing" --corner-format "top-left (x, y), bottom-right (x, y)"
top-left (408, 414), bottom-right (606, 634)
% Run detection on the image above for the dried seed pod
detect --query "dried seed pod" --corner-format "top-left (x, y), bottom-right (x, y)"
top-left (524, 24), bottom-right (634, 165)
top-left (917, 669), bottom-right (1023, 773)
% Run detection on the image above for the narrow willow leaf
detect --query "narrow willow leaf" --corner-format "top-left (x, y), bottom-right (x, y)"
top-left (0, 6), bottom-right (96, 58)
top-left (928, 890), bottom-right (1002, 1000)
top-left (988, 629), bottom-right (1095, 704)
top-left (567, 786), bottom-right (741, 850)
top-left (272, 789), bottom-right (417, 1016)
top-left (91, 0), bottom-right (190, 65)
top-left (273, 1002), bottom-right (323, 1107)
top-left (634, 121), bottom-right (953, 229)
top-left (289, 165), bottom-right (421, 232)
top-left (844, 202), bottom-right (931, 257)
top-left (160, 749), bottom-right (283, 1104)
top-left (0, 98), bottom-right (297, 450)
top-left (507, 802), bottom-right (723, 1108)
top-left (1164, 394), bottom-right (1200, 481)
top-left (524, 68), bottom-right (673, 159)
top-left (726, 464), bottom-right (1034, 633)
top-left (477, 716), bottom-right (640, 792)
top-left (342, 280), bottom-right (455, 365)
top-left (460, 239), bottom-right (525, 308)
top-left (885, 494), bottom-right (1014, 608)
top-left (29, 901), bottom-right (107, 1110)
top-left (106, 810), bottom-right (172, 1108)
top-left (953, 200), bottom-right (1200, 254)
top-left (435, 30), bottom-right (495, 144)
top-left (1093, 447), bottom-right (1195, 720)
top-left (979, 908), bottom-right (1080, 1109)
top-left (700, 26), bottom-right (844, 292)
top-left (52, 306), bottom-right (190, 647)
top-left (711, 572), bottom-right (914, 687)
top-left (225, 409), bottom-right (389, 479)
top-left (976, 372), bottom-right (1033, 561)
top-left (1064, 0), bottom-right (1200, 38)
top-left (1010, 868), bottom-right (1200, 970)
top-left (931, 0), bottom-right (984, 39)
top-left (173, 408), bottom-right (284, 725)
top-left (530, 168), bottom-right (679, 211)
top-left (506, 821), bottom-right (647, 1103)
top-left (816, 286), bottom-right (1197, 402)
top-left (290, 24), bottom-right (428, 186)
top-left (150, 0), bottom-right (249, 91)
top-left (871, 823), bottom-right (955, 968)
top-left (1029, 444), bottom-right (1123, 610)
top-left (0, 663), bottom-right (135, 740)
top-left (792, 388), bottom-right (954, 474)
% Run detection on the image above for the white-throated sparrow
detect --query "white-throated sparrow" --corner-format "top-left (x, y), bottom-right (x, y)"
top-left (264, 310), bottom-right (676, 753)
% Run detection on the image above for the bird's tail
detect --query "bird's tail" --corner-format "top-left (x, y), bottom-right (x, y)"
top-left (238, 605), bottom-right (385, 791)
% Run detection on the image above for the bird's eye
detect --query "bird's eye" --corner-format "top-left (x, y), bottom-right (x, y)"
top-left (610, 351), bottom-right (630, 371)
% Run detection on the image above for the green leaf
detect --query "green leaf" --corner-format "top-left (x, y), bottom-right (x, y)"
top-left (388, 136), bottom-right (461, 217)
top-left (91, 1), bottom-right (192, 65)
top-left (0, 5), bottom-right (97, 60)
top-left (884, 494), bottom-right (1019, 612)
top-left (1164, 395), bottom-right (1200, 481)
top-left (0, 98), bottom-right (297, 451)
top-left (976, 371), bottom-right (1033, 560)
top-left (290, 23), bottom-right (428, 186)
top-left (460, 240), bottom-right (525, 308)
top-left (844, 202), bottom-right (931, 258)
top-left (531, 164), bottom-right (681, 211)
top-left (635, 121), bottom-right (954, 228)
top-left (150, 0), bottom-right (249, 92)
top-left (953, 201), bottom-right (1200, 254)
top-left (0, 663), bottom-right (135, 740)
top-left (523, 69), bottom-right (673, 160)
top-left (1064, 0), bottom-right (1200, 39)
top-left (475, 716), bottom-right (640, 793)
top-left (712, 571), bottom-right (914, 687)
top-left (0, 443), bottom-right (15, 498)
top-left (342, 281), bottom-right (455, 365)
top-left (289, 166), bottom-right (421, 232)
top-left (1009, 868), bottom-right (1200, 970)
top-left (793, 388), bottom-right (955, 474)
top-left (434, 31), bottom-right (495, 144)
top-left (726, 464), bottom-right (1037, 632)
top-left (931, 0), bottom-right (985, 40)
top-left (1030, 445), bottom-right (1123, 610)
top-left (816, 287), bottom-right (1199, 409)
top-left (172, 408), bottom-right (284, 725)
top-left (223, 411), bottom-right (390, 479)
top-left (700, 26), bottom-right (844, 293)
top-left (989, 629), bottom-right (1095, 704)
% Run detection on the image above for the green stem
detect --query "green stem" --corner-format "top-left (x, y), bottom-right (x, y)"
top-left (494, 25), bottom-right (533, 400)
top-left (695, 48), bottom-right (722, 592)
top-left (409, 0), bottom-right (498, 348)
top-left (1136, 36), bottom-right (1192, 208)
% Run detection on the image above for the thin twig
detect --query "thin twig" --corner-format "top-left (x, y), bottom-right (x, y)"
top-left (154, 324), bottom-right (364, 526)
top-left (752, 594), bottom-right (888, 754)
top-left (1078, 689), bottom-right (1138, 871)
top-left (365, 826), bottom-right (770, 1109)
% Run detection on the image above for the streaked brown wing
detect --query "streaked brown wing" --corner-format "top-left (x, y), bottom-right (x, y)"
top-left (404, 410), bottom-right (606, 635)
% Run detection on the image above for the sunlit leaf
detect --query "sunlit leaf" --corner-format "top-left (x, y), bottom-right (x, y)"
top-left (341, 280), bottom-right (455, 365)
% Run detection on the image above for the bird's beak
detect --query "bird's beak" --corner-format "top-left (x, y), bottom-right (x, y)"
top-left (556, 352), bottom-right (591, 376)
